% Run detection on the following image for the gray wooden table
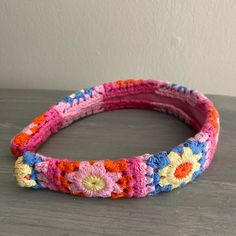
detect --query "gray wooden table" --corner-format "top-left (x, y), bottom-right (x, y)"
top-left (0, 89), bottom-right (235, 236)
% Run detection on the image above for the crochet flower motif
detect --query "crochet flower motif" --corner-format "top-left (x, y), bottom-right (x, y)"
top-left (147, 140), bottom-right (206, 194)
top-left (159, 147), bottom-right (202, 189)
top-left (14, 156), bottom-right (37, 188)
top-left (66, 161), bottom-right (122, 197)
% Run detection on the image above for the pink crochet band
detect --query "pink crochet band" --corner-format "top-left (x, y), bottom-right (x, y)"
top-left (11, 79), bottom-right (220, 198)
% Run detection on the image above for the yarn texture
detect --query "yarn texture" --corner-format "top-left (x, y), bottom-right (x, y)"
top-left (11, 79), bottom-right (220, 198)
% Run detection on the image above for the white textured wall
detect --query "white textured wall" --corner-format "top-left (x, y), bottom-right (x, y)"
top-left (0, 0), bottom-right (236, 96)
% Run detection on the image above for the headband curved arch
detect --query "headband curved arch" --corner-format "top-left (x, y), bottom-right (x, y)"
top-left (11, 79), bottom-right (220, 198)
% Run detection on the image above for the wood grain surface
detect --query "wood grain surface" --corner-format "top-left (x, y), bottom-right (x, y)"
top-left (0, 89), bottom-right (235, 236)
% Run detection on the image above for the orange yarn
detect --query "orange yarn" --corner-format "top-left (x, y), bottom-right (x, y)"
top-left (111, 175), bottom-right (133, 198)
top-left (56, 161), bottom-right (80, 174)
top-left (30, 126), bottom-right (39, 134)
top-left (118, 174), bottom-right (132, 189)
top-left (210, 107), bottom-right (219, 119)
top-left (111, 192), bottom-right (129, 198)
top-left (11, 147), bottom-right (20, 157)
top-left (104, 160), bottom-right (132, 197)
top-left (116, 80), bottom-right (123, 89)
top-left (57, 161), bottom-right (81, 191)
top-left (124, 79), bottom-right (136, 88)
top-left (13, 133), bottom-right (30, 146)
top-left (58, 175), bottom-right (70, 190)
top-left (104, 160), bottom-right (128, 172)
top-left (32, 113), bottom-right (46, 125)
top-left (209, 107), bottom-right (220, 134)
top-left (174, 162), bottom-right (193, 179)
top-left (116, 79), bottom-right (143, 89)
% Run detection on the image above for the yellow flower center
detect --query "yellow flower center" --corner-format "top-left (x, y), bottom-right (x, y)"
top-left (82, 175), bottom-right (106, 191)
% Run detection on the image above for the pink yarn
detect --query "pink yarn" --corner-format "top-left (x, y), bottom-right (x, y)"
top-left (66, 161), bottom-right (122, 197)
top-left (11, 79), bottom-right (220, 198)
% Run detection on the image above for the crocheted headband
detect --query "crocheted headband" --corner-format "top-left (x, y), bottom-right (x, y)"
top-left (11, 79), bottom-right (220, 198)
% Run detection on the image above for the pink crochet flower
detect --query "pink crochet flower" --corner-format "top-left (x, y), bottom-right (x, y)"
top-left (66, 161), bottom-right (122, 197)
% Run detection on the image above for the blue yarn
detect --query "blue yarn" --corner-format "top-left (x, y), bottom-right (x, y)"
top-left (149, 188), bottom-right (160, 195)
top-left (192, 167), bottom-right (204, 180)
top-left (171, 145), bottom-right (184, 153)
top-left (23, 155), bottom-right (44, 189)
top-left (62, 96), bottom-right (74, 106)
top-left (160, 184), bottom-right (172, 192)
top-left (201, 151), bottom-right (207, 159)
top-left (61, 88), bottom-right (94, 105)
top-left (60, 87), bottom-right (94, 105)
top-left (150, 184), bottom-right (172, 195)
top-left (75, 91), bottom-right (86, 101)
top-left (30, 169), bottom-right (43, 189)
top-left (32, 184), bottom-right (42, 189)
top-left (184, 140), bottom-right (206, 154)
top-left (84, 87), bottom-right (93, 96)
top-left (147, 152), bottom-right (170, 169)
top-left (23, 152), bottom-right (42, 166)
top-left (149, 172), bottom-right (160, 186)
top-left (199, 156), bottom-right (206, 165)
top-left (29, 168), bottom-right (37, 181)
top-left (177, 85), bottom-right (187, 92)
top-left (171, 83), bottom-right (178, 87)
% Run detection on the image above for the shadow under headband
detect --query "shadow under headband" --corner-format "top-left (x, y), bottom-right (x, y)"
top-left (10, 79), bottom-right (220, 198)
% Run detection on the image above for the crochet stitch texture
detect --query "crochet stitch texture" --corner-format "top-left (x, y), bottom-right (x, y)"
top-left (11, 79), bottom-right (220, 198)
